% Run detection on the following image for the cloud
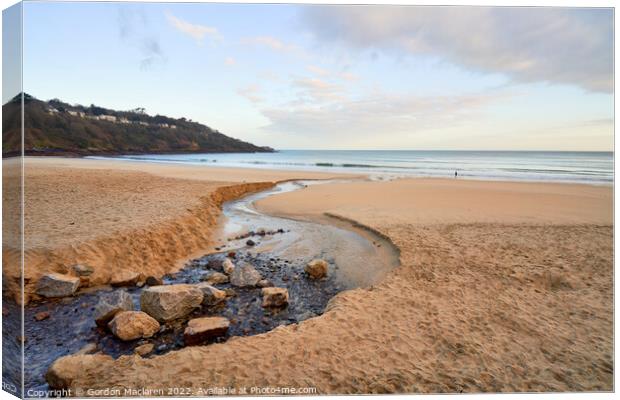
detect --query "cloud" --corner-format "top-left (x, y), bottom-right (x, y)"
top-left (339, 71), bottom-right (359, 81)
top-left (241, 36), bottom-right (299, 53)
top-left (225, 57), bottom-right (236, 66)
top-left (300, 6), bottom-right (613, 92)
top-left (259, 90), bottom-right (512, 146)
top-left (307, 65), bottom-right (359, 82)
top-left (165, 12), bottom-right (221, 45)
top-left (293, 77), bottom-right (344, 103)
top-left (237, 85), bottom-right (263, 103)
top-left (307, 65), bottom-right (330, 76)
top-left (117, 6), bottom-right (165, 70)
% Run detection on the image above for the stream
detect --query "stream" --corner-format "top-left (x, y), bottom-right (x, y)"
top-left (3, 180), bottom-right (399, 393)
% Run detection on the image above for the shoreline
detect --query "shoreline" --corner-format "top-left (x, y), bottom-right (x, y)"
top-left (3, 157), bottom-right (613, 393)
top-left (24, 155), bottom-right (613, 187)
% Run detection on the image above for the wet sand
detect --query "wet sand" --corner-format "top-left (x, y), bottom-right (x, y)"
top-left (4, 158), bottom-right (613, 393)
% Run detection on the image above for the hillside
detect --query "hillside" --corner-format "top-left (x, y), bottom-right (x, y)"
top-left (2, 94), bottom-right (273, 157)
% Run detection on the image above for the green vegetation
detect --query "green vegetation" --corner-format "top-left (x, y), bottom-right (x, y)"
top-left (2, 94), bottom-right (273, 156)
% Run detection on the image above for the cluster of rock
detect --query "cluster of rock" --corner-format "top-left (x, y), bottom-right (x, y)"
top-left (44, 255), bottom-right (335, 391)
top-left (39, 257), bottom-right (329, 351)
top-left (35, 264), bottom-right (156, 299)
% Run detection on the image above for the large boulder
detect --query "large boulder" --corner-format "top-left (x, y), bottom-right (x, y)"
top-left (36, 273), bottom-right (80, 298)
top-left (183, 316), bottom-right (230, 345)
top-left (305, 259), bottom-right (329, 280)
top-left (230, 262), bottom-right (262, 287)
top-left (94, 290), bottom-right (134, 328)
top-left (46, 354), bottom-right (113, 390)
top-left (222, 258), bottom-right (235, 275)
top-left (110, 270), bottom-right (140, 287)
top-left (140, 284), bottom-right (203, 322)
top-left (261, 287), bottom-right (289, 308)
top-left (108, 311), bottom-right (160, 341)
top-left (195, 283), bottom-right (227, 306)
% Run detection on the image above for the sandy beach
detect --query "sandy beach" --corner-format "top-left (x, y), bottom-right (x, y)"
top-left (4, 157), bottom-right (613, 393)
top-left (2, 157), bottom-right (350, 303)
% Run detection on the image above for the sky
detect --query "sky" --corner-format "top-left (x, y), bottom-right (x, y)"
top-left (11, 2), bottom-right (615, 150)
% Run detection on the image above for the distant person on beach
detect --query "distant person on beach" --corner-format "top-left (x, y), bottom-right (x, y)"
top-left (455, 171), bottom-right (458, 178)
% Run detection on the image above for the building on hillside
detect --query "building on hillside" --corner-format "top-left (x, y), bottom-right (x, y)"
top-left (97, 115), bottom-right (116, 122)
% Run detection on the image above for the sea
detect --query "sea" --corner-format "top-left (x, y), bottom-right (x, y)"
top-left (91, 150), bottom-right (614, 184)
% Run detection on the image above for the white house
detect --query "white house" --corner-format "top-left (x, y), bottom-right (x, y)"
top-left (97, 115), bottom-right (116, 122)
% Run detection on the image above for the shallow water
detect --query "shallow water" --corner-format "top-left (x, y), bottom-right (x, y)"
top-left (91, 150), bottom-right (614, 184)
top-left (8, 180), bottom-right (398, 392)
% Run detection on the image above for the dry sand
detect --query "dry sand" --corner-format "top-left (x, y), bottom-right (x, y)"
top-left (2, 157), bottom-right (348, 303)
top-left (37, 164), bottom-right (613, 393)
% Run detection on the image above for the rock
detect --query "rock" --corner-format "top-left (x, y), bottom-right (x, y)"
top-left (140, 284), bottom-right (203, 322)
top-left (246, 239), bottom-right (256, 246)
top-left (94, 290), bottom-right (134, 328)
top-left (46, 354), bottom-right (113, 390)
top-left (261, 287), bottom-right (289, 308)
top-left (195, 283), bottom-right (227, 305)
top-left (257, 279), bottom-right (273, 288)
top-left (110, 270), bottom-right (140, 287)
top-left (75, 343), bottom-right (97, 355)
top-left (183, 317), bottom-right (230, 345)
top-left (207, 258), bottom-right (224, 271)
top-left (134, 343), bottom-right (154, 356)
top-left (72, 264), bottom-right (94, 276)
top-left (205, 271), bottom-right (229, 285)
top-left (223, 288), bottom-right (236, 297)
top-left (36, 273), bottom-right (80, 298)
top-left (108, 311), bottom-right (160, 341)
top-left (34, 311), bottom-right (50, 321)
top-left (145, 276), bottom-right (163, 286)
top-left (222, 258), bottom-right (235, 275)
top-left (305, 259), bottom-right (329, 279)
top-left (230, 262), bottom-right (262, 287)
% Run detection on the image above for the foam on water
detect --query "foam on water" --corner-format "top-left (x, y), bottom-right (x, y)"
top-left (90, 150), bottom-right (613, 184)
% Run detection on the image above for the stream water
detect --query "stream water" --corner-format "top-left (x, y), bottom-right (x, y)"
top-left (3, 180), bottom-right (399, 393)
